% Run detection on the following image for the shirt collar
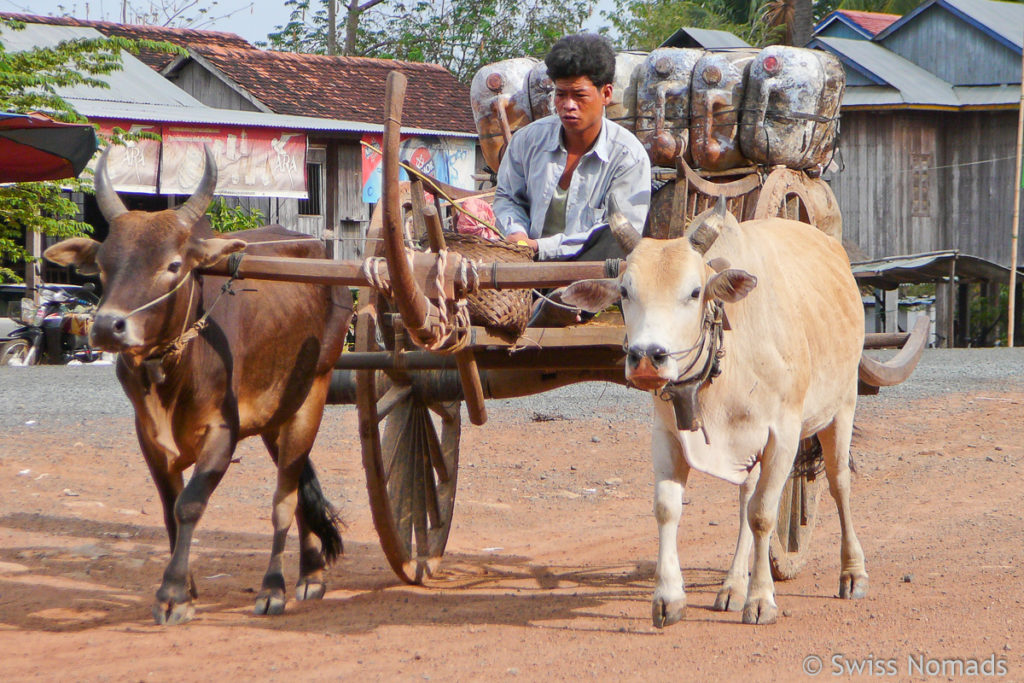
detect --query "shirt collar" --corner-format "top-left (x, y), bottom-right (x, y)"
top-left (542, 114), bottom-right (612, 162)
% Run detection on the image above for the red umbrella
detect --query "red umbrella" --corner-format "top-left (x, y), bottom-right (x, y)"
top-left (0, 112), bottom-right (98, 183)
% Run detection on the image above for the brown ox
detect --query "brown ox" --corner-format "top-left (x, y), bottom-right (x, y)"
top-left (564, 200), bottom-right (867, 626)
top-left (44, 148), bottom-right (352, 625)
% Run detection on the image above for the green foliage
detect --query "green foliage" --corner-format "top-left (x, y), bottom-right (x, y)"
top-left (603, 0), bottom-right (784, 50)
top-left (0, 18), bottom-right (182, 282)
top-left (205, 198), bottom-right (265, 233)
top-left (969, 283), bottom-right (1007, 347)
top-left (266, 0), bottom-right (591, 83)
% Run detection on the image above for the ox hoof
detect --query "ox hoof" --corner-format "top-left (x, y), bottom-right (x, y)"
top-left (254, 590), bottom-right (287, 616)
top-left (295, 578), bottom-right (326, 601)
top-left (741, 598), bottom-right (778, 625)
top-left (713, 585), bottom-right (746, 612)
top-left (839, 572), bottom-right (869, 600)
top-left (152, 600), bottom-right (195, 626)
top-left (651, 597), bottom-right (686, 629)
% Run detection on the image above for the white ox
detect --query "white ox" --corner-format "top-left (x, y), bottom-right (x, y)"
top-left (563, 200), bottom-right (867, 626)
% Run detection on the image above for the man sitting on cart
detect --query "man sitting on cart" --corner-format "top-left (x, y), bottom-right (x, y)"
top-left (493, 33), bottom-right (651, 263)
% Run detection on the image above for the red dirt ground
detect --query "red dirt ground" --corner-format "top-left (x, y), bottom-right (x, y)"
top-left (0, 389), bottom-right (1021, 681)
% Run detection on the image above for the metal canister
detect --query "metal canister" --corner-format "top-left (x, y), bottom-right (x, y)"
top-left (470, 57), bottom-right (540, 171)
top-left (606, 51), bottom-right (648, 133)
top-left (525, 61), bottom-right (556, 121)
top-left (636, 48), bottom-right (704, 167)
top-left (739, 46), bottom-right (845, 170)
top-left (689, 50), bottom-right (758, 171)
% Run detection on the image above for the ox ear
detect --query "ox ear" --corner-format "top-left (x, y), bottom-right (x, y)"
top-left (44, 238), bottom-right (101, 276)
top-left (707, 257), bottom-right (731, 273)
top-left (561, 278), bottom-right (621, 313)
top-left (706, 268), bottom-right (757, 303)
top-left (190, 237), bottom-right (247, 269)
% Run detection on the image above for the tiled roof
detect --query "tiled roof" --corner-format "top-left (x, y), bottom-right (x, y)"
top-left (0, 12), bottom-right (253, 70)
top-left (190, 46), bottom-right (476, 134)
top-left (837, 10), bottom-right (901, 35)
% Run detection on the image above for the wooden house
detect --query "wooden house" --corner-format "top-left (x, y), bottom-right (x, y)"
top-left (809, 0), bottom-right (1024, 345)
top-left (2, 13), bottom-right (478, 262)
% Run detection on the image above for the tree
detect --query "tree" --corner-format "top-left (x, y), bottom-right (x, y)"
top-left (603, 0), bottom-right (783, 51)
top-left (44, 0), bottom-right (255, 31)
top-left (0, 18), bottom-right (178, 282)
top-left (266, 0), bottom-right (592, 83)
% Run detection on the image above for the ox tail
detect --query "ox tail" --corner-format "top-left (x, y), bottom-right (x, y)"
top-left (298, 461), bottom-right (344, 564)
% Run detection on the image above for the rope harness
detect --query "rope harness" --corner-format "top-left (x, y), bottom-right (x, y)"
top-left (637, 299), bottom-right (727, 445)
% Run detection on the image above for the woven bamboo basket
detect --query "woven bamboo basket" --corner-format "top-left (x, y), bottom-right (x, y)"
top-left (440, 231), bottom-right (533, 338)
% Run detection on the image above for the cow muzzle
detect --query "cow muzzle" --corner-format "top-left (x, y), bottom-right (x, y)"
top-left (90, 310), bottom-right (140, 351)
top-left (626, 343), bottom-right (672, 391)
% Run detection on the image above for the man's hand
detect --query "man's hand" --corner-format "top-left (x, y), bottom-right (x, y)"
top-left (506, 232), bottom-right (538, 253)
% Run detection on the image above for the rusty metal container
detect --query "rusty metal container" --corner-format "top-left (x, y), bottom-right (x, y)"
top-left (689, 50), bottom-right (758, 172)
top-left (636, 48), bottom-right (704, 167)
top-left (525, 61), bottom-right (556, 121)
top-left (606, 51), bottom-right (648, 133)
top-left (739, 46), bottom-right (845, 171)
top-left (470, 57), bottom-right (540, 171)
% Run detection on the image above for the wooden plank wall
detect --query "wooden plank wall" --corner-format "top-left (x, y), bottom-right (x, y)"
top-left (831, 109), bottom-right (1023, 267)
top-left (170, 63), bottom-right (262, 111)
top-left (879, 8), bottom-right (1019, 85)
top-left (334, 141), bottom-right (370, 261)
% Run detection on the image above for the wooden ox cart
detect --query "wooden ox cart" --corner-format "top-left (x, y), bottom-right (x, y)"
top-left (202, 71), bottom-right (927, 586)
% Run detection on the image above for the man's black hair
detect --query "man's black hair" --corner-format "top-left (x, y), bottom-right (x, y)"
top-left (544, 33), bottom-right (616, 88)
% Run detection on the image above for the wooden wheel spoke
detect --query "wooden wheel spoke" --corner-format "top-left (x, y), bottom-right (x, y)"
top-left (376, 384), bottom-right (412, 423)
top-left (428, 401), bottom-right (458, 424)
top-left (422, 412), bottom-right (451, 483)
top-left (422, 448), bottom-right (442, 531)
top-left (411, 407), bottom-right (430, 557)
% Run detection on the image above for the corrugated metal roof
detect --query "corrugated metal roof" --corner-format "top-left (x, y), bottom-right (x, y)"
top-left (876, 0), bottom-right (1024, 50)
top-left (852, 250), bottom-right (1022, 288)
top-left (1, 24), bottom-right (207, 108)
top-left (953, 84), bottom-right (1019, 107)
top-left (660, 27), bottom-right (751, 49)
top-left (0, 22), bottom-right (476, 138)
top-left (812, 36), bottom-right (959, 106)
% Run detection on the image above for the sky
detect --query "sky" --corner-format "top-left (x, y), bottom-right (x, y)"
top-left (0, 0), bottom-right (616, 46)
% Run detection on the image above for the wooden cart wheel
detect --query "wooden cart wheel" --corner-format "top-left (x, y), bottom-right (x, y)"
top-left (356, 365), bottom-right (461, 584)
top-left (768, 457), bottom-right (823, 581)
top-left (753, 167), bottom-right (842, 241)
top-left (354, 182), bottom-right (463, 584)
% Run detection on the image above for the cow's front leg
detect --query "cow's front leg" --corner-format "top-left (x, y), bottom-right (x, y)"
top-left (743, 428), bottom-right (799, 625)
top-left (714, 465), bottom-right (757, 611)
top-left (153, 424), bottom-right (234, 625)
top-left (651, 425), bottom-right (690, 628)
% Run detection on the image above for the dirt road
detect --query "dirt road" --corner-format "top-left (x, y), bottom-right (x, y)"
top-left (0, 351), bottom-right (1021, 681)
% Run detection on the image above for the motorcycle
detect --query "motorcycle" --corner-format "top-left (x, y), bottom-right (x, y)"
top-left (0, 283), bottom-right (102, 366)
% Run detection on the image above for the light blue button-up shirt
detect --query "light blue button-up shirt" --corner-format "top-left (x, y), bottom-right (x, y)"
top-left (493, 115), bottom-right (651, 260)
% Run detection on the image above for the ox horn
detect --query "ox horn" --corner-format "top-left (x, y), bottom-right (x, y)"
top-left (94, 146), bottom-right (129, 222)
top-left (176, 146), bottom-right (218, 228)
top-left (686, 196), bottom-right (726, 255)
top-left (607, 194), bottom-right (641, 254)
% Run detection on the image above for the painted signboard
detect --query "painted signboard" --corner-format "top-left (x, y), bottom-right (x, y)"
top-left (160, 125), bottom-right (307, 197)
top-left (91, 121), bottom-right (161, 193)
top-left (361, 134), bottom-right (476, 204)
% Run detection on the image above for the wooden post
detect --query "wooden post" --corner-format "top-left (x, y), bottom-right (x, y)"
top-left (884, 289), bottom-right (899, 334)
top-left (25, 228), bottom-right (42, 304)
top-left (947, 257), bottom-right (957, 348)
top-left (1008, 30), bottom-right (1024, 346)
